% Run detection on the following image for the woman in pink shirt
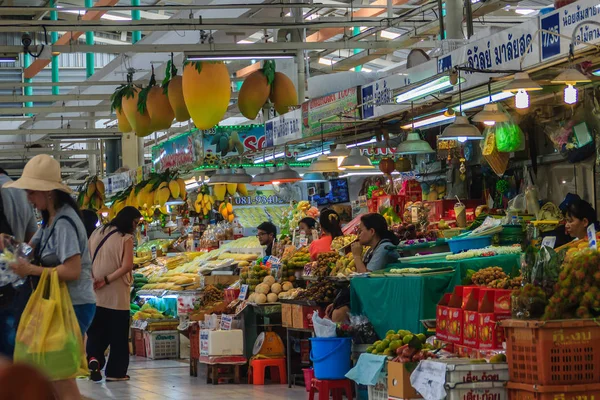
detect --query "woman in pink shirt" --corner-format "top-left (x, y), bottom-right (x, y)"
top-left (309, 209), bottom-right (343, 260)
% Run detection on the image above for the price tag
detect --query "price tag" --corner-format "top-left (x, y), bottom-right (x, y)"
top-left (588, 224), bottom-right (597, 250)
top-left (220, 314), bottom-right (233, 330)
top-left (235, 300), bottom-right (249, 316)
top-left (151, 245), bottom-right (157, 260)
top-left (238, 284), bottom-right (249, 300)
top-left (411, 207), bottom-right (419, 223)
top-left (541, 236), bottom-right (556, 249)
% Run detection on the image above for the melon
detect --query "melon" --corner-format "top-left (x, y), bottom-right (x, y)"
top-left (270, 283), bottom-right (282, 294)
top-left (238, 70), bottom-right (270, 120)
top-left (121, 87), bottom-right (153, 137)
top-left (282, 282), bottom-right (293, 292)
top-left (267, 293), bottom-right (278, 303)
top-left (256, 283), bottom-right (270, 295)
top-left (270, 72), bottom-right (298, 115)
top-left (255, 293), bottom-right (267, 304)
top-left (146, 86), bottom-right (174, 131)
top-left (182, 62), bottom-right (231, 130)
top-left (263, 275), bottom-right (276, 286)
top-left (248, 293), bottom-right (256, 303)
top-left (116, 107), bottom-right (132, 133)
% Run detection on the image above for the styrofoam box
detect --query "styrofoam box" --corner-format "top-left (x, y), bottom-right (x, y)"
top-left (429, 359), bottom-right (509, 384)
top-left (200, 329), bottom-right (244, 356)
top-left (446, 381), bottom-right (507, 400)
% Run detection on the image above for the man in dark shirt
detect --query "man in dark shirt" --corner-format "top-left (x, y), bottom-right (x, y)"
top-left (256, 222), bottom-right (277, 257)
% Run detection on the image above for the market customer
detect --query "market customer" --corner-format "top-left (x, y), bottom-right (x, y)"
top-left (5, 154), bottom-right (95, 400)
top-left (87, 206), bottom-right (141, 383)
top-left (309, 209), bottom-right (343, 260)
top-left (565, 197), bottom-right (598, 240)
top-left (352, 213), bottom-right (399, 272)
top-left (0, 167), bottom-right (39, 360)
top-left (257, 221), bottom-right (277, 256)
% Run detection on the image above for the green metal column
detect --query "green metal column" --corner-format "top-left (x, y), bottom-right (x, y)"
top-left (23, 53), bottom-right (33, 116)
top-left (85, 0), bottom-right (94, 78)
top-left (131, 0), bottom-right (141, 43)
top-left (50, 0), bottom-right (59, 95)
top-left (353, 26), bottom-right (362, 72)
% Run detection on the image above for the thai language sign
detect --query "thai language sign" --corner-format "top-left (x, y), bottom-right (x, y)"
top-left (265, 109), bottom-right (303, 147)
top-left (302, 87), bottom-right (360, 136)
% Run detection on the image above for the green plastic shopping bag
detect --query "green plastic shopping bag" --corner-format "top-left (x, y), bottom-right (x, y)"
top-left (14, 268), bottom-right (88, 381)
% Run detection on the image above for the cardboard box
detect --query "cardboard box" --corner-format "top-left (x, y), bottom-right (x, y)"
top-left (477, 289), bottom-right (512, 350)
top-left (446, 286), bottom-right (465, 344)
top-left (387, 361), bottom-right (422, 399)
top-left (436, 293), bottom-right (452, 341)
top-left (203, 275), bottom-right (239, 287)
top-left (462, 288), bottom-right (480, 348)
top-left (281, 303), bottom-right (293, 328)
top-left (200, 329), bottom-right (244, 356)
top-left (292, 304), bottom-right (323, 329)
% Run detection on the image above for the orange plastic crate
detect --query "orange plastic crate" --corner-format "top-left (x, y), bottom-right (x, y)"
top-left (501, 319), bottom-right (600, 385)
top-left (507, 382), bottom-right (600, 400)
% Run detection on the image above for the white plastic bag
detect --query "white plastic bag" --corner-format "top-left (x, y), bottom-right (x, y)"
top-left (312, 311), bottom-right (337, 338)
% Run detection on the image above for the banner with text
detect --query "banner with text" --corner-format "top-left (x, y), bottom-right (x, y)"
top-left (265, 109), bottom-right (303, 147)
top-left (151, 133), bottom-right (195, 172)
top-left (302, 87), bottom-right (360, 136)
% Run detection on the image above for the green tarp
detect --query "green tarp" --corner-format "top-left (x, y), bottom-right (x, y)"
top-left (350, 254), bottom-right (520, 337)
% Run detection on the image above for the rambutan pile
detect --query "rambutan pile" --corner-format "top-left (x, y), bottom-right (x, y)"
top-left (542, 249), bottom-right (600, 320)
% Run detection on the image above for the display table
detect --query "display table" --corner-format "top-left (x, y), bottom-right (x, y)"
top-left (350, 254), bottom-right (520, 337)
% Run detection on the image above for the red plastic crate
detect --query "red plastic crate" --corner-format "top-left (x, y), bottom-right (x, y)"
top-left (133, 328), bottom-right (146, 357)
top-left (507, 382), bottom-right (600, 400)
top-left (501, 319), bottom-right (600, 385)
top-left (189, 323), bottom-right (200, 360)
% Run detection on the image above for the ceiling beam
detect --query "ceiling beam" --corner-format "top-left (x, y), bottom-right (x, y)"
top-left (0, 94), bottom-right (111, 103)
top-left (0, 80), bottom-right (145, 89)
top-left (0, 105), bottom-right (111, 115)
top-left (306, 0), bottom-right (409, 43)
top-left (23, 0), bottom-right (120, 80)
top-left (0, 128), bottom-right (119, 136)
top-left (2, 41), bottom-right (412, 55)
top-left (0, 17), bottom-right (433, 32)
top-left (0, 3), bottom-right (433, 14)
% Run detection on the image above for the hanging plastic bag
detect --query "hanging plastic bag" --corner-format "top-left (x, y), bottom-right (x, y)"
top-left (312, 311), bottom-right (337, 338)
top-left (494, 103), bottom-right (526, 152)
top-left (524, 166), bottom-right (541, 217)
top-left (14, 268), bottom-right (88, 381)
top-left (480, 126), bottom-right (509, 177)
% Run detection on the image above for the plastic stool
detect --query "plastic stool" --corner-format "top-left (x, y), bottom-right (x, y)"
top-left (248, 358), bottom-right (287, 385)
top-left (309, 378), bottom-right (353, 400)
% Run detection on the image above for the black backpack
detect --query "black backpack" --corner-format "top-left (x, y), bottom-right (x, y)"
top-left (0, 189), bottom-right (16, 308)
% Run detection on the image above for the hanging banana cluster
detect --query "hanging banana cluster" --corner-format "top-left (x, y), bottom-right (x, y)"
top-left (109, 170), bottom-right (186, 222)
top-left (194, 184), bottom-right (214, 217)
top-left (78, 176), bottom-right (106, 212)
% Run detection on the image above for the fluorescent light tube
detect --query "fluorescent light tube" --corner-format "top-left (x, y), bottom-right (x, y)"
top-left (186, 54), bottom-right (294, 61)
top-left (347, 138), bottom-right (377, 148)
top-left (381, 30), bottom-right (401, 39)
top-left (297, 150), bottom-right (330, 161)
top-left (253, 152), bottom-right (285, 164)
top-left (395, 76), bottom-right (455, 104)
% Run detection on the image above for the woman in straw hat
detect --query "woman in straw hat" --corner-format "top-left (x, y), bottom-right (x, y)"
top-left (5, 154), bottom-right (95, 400)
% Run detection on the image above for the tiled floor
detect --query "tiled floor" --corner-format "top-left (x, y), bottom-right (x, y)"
top-left (78, 357), bottom-right (308, 400)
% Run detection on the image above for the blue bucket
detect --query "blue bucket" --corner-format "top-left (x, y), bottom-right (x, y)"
top-left (309, 337), bottom-right (352, 380)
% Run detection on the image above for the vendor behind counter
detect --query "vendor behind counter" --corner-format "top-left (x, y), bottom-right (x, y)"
top-left (352, 213), bottom-right (400, 273)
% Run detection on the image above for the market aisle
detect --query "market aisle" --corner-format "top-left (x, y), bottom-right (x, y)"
top-left (78, 357), bottom-right (307, 400)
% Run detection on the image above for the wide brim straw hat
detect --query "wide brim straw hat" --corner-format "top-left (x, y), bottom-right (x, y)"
top-left (4, 154), bottom-right (72, 194)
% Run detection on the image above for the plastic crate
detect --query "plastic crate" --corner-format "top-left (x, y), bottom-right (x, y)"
top-left (144, 330), bottom-right (180, 360)
top-left (501, 319), bottom-right (600, 385)
top-left (507, 382), bottom-right (600, 400)
top-left (189, 324), bottom-right (200, 360)
top-left (367, 375), bottom-right (388, 400)
top-left (133, 328), bottom-right (146, 357)
top-left (448, 236), bottom-right (492, 253)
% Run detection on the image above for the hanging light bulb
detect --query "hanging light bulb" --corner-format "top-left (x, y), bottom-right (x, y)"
top-left (551, 68), bottom-right (590, 105)
top-left (564, 84), bottom-right (578, 105)
top-left (515, 89), bottom-right (529, 109)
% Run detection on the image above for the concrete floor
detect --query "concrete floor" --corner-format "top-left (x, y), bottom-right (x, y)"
top-left (77, 357), bottom-right (308, 400)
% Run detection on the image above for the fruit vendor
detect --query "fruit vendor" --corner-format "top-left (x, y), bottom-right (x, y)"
top-left (352, 213), bottom-right (400, 272)
top-left (298, 217), bottom-right (317, 242)
top-left (564, 196), bottom-right (598, 241)
top-left (309, 209), bottom-right (343, 260)
top-left (257, 221), bottom-right (277, 257)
